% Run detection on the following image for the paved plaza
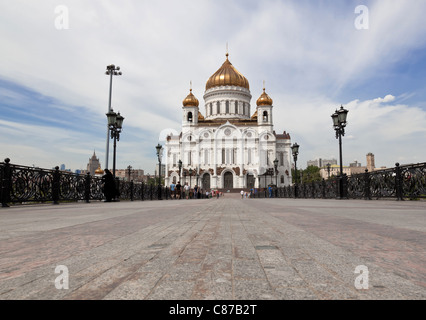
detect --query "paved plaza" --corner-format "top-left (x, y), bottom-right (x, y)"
top-left (0, 196), bottom-right (425, 300)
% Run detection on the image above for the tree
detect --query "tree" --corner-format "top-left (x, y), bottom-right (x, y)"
top-left (293, 166), bottom-right (322, 184)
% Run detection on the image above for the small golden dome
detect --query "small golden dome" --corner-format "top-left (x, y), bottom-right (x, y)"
top-left (256, 88), bottom-right (273, 106)
top-left (251, 109), bottom-right (258, 120)
top-left (205, 53), bottom-right (249, 90)
top-left (198, 111), bottom-right (205, 121)
top-left (182, 88), bottom-right (199, 107)
top-left (95, 166), bottom-right (104, 175)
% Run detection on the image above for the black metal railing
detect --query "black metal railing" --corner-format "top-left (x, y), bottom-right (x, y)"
top-left (267, 162), bottom-right (425, 200)
top-left (246, 162), bottom-right (425, 200)
top-left (1, 159), bottom-right (425, 206)
top-left (0, 158), bottom-right (178, 206)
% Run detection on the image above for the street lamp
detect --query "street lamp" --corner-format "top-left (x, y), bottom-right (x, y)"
top-left (331, 105), bottom-right (349, 199)
top-left (273, 158), bottom-right (278, 186)
top-left (291, 143), bottom-right (300, 198)
top-left (178, 159), bottom-right (182, 184)
top-left (326, 163), bottom-right (331, 179)
top-left (127, 165), bottom-right (132, 181)
top-left (155, 143), bottom-right (163, 200)
top-left (106, 110), bottom-right (124, 179)
top-left (105, 64), bottom-right (122, 170)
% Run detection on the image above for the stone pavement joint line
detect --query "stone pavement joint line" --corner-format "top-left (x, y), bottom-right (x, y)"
top-left (0, 198), bottom-right (425, 300)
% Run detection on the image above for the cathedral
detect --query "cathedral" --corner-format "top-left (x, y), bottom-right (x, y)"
top-left (164, 53), bottom-right (293, 190)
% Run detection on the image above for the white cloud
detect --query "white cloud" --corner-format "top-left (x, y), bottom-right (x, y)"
top-left (373, 95), bottom-right (395, 103)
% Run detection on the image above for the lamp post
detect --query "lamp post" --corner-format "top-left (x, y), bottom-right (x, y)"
top-left (273, 158), bottom-right (278, 186)
top-left (326, 163), bottom-right (331, 179)
top-left (106, 110), bottom-right (124, 179)
top-left (196, 171), bottom-right (200, 198)
top-left (178, 159), bottom-right (182, 180)
top-left (127, 165), bottom-right (132, 181)
top-left (291, 143), bottom-right (300, 198)
top-left (155, 143), bottom-right (163, 200)
top-left (105, 65), bottom-right (122, 170)
top-left (331, 105), bottom-right (349, 199)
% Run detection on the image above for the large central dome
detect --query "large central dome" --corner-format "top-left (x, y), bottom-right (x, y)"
top-left (205, 53), bottom-right (250, 91)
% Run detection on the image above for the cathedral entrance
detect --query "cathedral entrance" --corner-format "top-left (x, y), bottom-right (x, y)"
top-left (247, 174), bottom-right (255, 189)
top-left (223, 172), bottom-right (233, 189)
top-left (202, 173), bottom-right (210, 190)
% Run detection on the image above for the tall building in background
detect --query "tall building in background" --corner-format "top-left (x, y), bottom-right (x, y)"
top-left (307, 158), bottom-right (337, 168)
top-left (367, 152), bottom-right (375, 172)
top-left (87, 151), bottom-right (101, 176)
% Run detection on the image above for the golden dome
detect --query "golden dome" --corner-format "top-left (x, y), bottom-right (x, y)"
top-left (198, 111), bottom-right (205, 121)
top-left (251, 109), bottom-right (258, 120)
top-left (95, 166), bottom-right (104, 175)
top-left (205, 53), bottom-right (249, 90)
top-left (256, 88), bottom-right (273, 106)
top-left (182, 88), bottom-right (199, 107)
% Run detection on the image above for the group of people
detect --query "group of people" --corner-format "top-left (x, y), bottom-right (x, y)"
top-left (169, 181), bottom-right (223, 199)
top-left (240, 188), bottom-right (255, 199)
top-left (169, 181), bottom-right (198, 199)
top-left (240, 186), bottom-right (275, 198)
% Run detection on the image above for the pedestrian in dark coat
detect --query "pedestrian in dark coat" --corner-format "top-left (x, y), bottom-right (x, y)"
top-left (102, 169), bottom-right (116, 202)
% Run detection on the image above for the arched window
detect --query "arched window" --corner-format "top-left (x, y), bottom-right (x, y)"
top-left (234, 101), bottom-right (238, 114)
top-left (209, 103), bottom-right (212, 116)
top-left (263, 111), bottom-right (268, 122)
top-left (280, 175), bottom-right (285, 184)
top-left (226, 101), bottom-right (229, 113)
top-left (188, 112), bottom-right (193, 122)
top-left (217, 102), bottom-right (220, 114)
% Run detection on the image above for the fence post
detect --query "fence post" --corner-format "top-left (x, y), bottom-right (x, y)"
top-left (115, 178), bottom-right (120, 201)
top-left (150, 184), bottom-right (153, 200)
top-left (395, 163), bottom-right (404, 201)
top-left (141, 182), bottom-right (145, 201)
top-left (341, 174), bottom-right (348, 199)
top-left (52, 166), bottom-right (60, 205)
top-left (1, 158), bottom-right (11, 207)
top-left (130, 180), bottom-right (134, 201)
top-left (85, 172), bottom-right (91, 203)
top-left (364, 169), bottom-right (371, 200)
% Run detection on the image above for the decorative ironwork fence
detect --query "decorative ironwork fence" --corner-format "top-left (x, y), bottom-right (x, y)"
top-left (269, 162), bottom-right (425, 200)
top-left (1, 158), bottom-right (425, 207)
top-left (0, 158), bottom-right (174, 206)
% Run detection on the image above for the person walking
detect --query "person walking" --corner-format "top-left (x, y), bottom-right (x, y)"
top-left (170, 182), bottom-right (176, 199)
top-left (102, 169), bottom-right (116, 202)
top-left (240, 190), bottom-right (244, 199)
top-left (184, 183), bottom-right (190, 199)
top-left (176, 181), bottom-right (182, 199)
top-left (194, 185), bottom-right (198, 199)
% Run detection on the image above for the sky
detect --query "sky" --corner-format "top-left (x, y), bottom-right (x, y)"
top-left (1, 0), bottom-right (426, 173)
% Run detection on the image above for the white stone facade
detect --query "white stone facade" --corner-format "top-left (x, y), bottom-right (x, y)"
top-left (163, 56), bottom-right (292, 190)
